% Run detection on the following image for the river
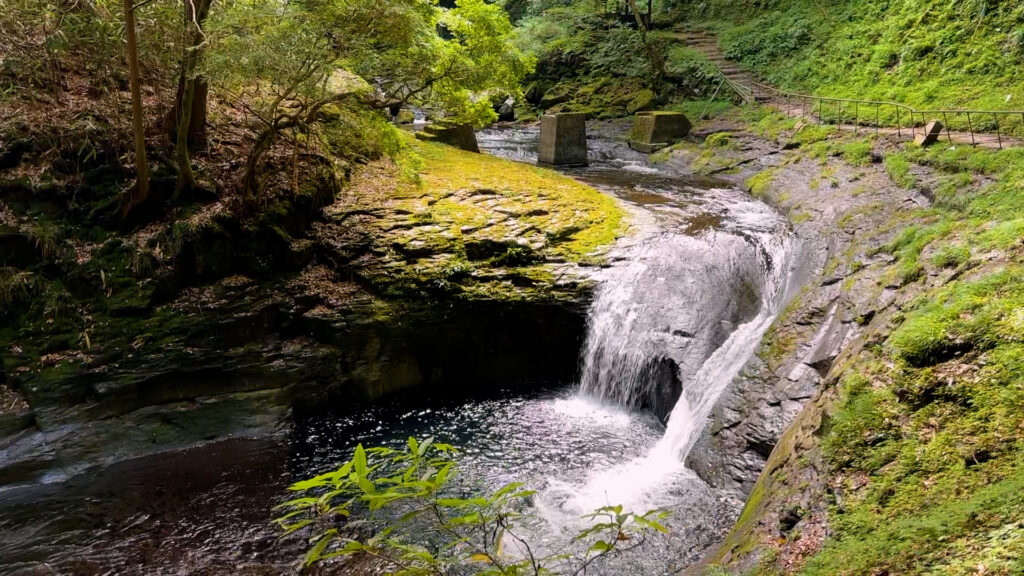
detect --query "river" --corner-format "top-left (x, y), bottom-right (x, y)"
top-left (0, 122), bottom-right (797, 575)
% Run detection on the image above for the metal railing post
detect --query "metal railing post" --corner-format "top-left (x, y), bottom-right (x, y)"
top-left (734, 80), bottom-right (1022, 148)
top-left (700, 77), bottom-right (725, 121)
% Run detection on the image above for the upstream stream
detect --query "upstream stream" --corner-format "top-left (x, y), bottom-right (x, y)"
top-left (0, 123), bottom-right (797, 575)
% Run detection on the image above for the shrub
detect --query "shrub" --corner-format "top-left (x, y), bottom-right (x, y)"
top-left (275, 438), bottom-right (670, 573)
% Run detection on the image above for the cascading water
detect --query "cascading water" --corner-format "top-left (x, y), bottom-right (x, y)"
top-left (579, 200), bottom-right (796, 462)
top-left (544, 194), bottom-right (795, 519)
top-left (481, 123), bottom-right (798, 519)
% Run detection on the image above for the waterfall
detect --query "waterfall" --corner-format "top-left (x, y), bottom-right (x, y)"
top-left (579, 192), bottom-right (796, 462)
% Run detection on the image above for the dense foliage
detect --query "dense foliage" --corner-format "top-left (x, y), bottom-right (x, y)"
top-left (675, 0), bottom-right (1024, 112)
top-left (0, 0), bottom-right (532, 216)
top-left (510, 1), bottom-right (723, 119)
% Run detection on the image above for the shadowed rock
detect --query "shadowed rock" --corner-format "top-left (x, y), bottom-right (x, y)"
top-left (416, 123), bottom-right (479, 153)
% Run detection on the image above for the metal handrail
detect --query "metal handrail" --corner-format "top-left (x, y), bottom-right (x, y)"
top-left (716, 72), bottom-right (753, 105)
top-left (744, 80), bottom-right (1024, 149)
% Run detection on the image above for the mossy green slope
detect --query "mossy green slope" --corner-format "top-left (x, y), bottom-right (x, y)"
top-left (677, 0), bottom-right (1024, 133)
top-left (696, 119), bottom-right (1023, 575)
top-left (802, 143), bottom-right (1024, 575)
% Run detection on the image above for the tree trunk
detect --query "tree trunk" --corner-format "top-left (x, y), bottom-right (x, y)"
top-left (174, 73), bottom-right (197, 196)
top-left (174, 0), bottom-right (201, 197)
top-left (240, 127), bottom-right (276, 206)
top-left (121, 0), bottom-right (150, 222)
top-left (626, 0), bottom-right (666, 98)
top-left (169, 0), bottom-right (211, 146)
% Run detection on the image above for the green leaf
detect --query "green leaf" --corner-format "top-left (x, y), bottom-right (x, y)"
top-left (305, 529), bottom-right (338, 566)
top-left (353, 444), bottom-right (367, 476)
top-left (280, 519), bottom-right (314, 534)
top-left (589, 540), bottom-right (612, 553)
top-left (417, 436), bottom-right (434, 457)
top-left (434, 463), bottom-right (452, 489)
top-left (274, 496), bottom-right (318, 510)
top-left (357, 474), bottom-right (376, 494)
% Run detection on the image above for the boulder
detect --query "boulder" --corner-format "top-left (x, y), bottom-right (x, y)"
top-left (524, 81), bottom-right (547, 106)
top-left (641, 356), bottom-right (682, 425)
top-left (497, 97), bottom-right (515, 122)
top-left (626, 89), bottom-right (656, 114)
top-left (628, 111), bottom-right (692, 153)
top-left (913, 120), bottom-right (943, 147)
top-left (395, 109), bottom-right (416, 124)
top-left (537, 113), bottom-right (588, 167)
top-left (415, 123), bottom-right (480, 153)
top-left (540, 84), bottom-right (573, 109)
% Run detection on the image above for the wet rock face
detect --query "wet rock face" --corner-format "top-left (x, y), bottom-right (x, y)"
top-left (684, 140), bottom-right (930, 494)
top-left (1, 144), bottom-right (606, 487)
top-left (640, 356), bottom-right (682, 425)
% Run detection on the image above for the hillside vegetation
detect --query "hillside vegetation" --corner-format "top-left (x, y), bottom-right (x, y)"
top-left (676, 0), bottom-right (1024, 112)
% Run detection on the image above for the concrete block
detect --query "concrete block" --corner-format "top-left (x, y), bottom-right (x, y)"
top-left (913, 120), bottom-right (943, 147)
top-left (628, 111), bottom-right (692, 153)
top-left (538, 113), bottom-right (588, 167)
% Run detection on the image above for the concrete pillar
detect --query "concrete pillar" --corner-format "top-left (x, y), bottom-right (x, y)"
top-left (538, 113), bottom-right (588, 167)
top-left (913, 120), bottom-right (943, 147)
top-left (628, 111), bottom-right (692, 153)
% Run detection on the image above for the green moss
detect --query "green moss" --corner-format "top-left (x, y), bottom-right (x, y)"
top-left (411, 139), bottom-right (624, 260)
top-left (789, 125), bottom-right (835, 147)
top-left (744, 168), bottom-right (776, 200)
top-left (929, 243), bottom-right (970, 268)
top-left (839, 138), bottom-right (874, 167)
top-left (791, 211), bottom-right (812, 224)
top-left (705, 132), bottom-right (736, 149)
top-left (803, 462), bottom-right (1024, 576)
top-left (808, 266), bottom-right (1024, 574)
top-left (688, 0), bottom-right (1024, 135)
top-left (886, 267), bottom-right (1024, 366)
top-left (740, 105), bottom-right (798, 140)
top-left (884, 153), bottom-right (917, 189)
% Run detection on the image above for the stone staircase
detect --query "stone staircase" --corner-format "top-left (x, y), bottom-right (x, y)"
top-left (671, 31), bottom-right (767, 103)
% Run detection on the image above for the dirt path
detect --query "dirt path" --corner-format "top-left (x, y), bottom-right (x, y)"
top-left (668, 31), bottom-right (1024, 149)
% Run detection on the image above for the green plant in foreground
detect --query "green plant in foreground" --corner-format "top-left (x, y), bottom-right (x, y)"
top-left (275, 438), bottom-right (669, 574)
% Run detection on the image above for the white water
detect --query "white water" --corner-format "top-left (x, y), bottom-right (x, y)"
top-left (548, 189), bottom-right (796, 519)
top-left (475, 125), bottom-right (797, 545)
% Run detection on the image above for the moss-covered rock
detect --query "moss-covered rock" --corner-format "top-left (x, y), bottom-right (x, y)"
top-left (335, 136), bottom-right (625, 300)
top-left (627, 89), bottom-right (656, 114)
